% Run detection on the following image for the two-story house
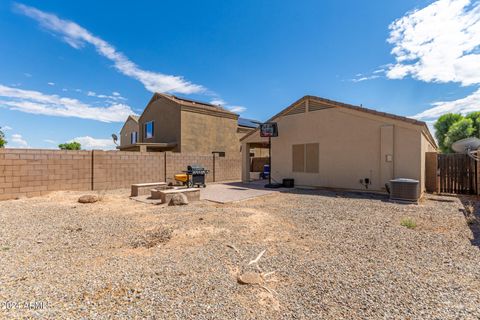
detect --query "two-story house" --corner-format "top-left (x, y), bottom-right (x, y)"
top-left (119, 93), bottom-right (256, 156)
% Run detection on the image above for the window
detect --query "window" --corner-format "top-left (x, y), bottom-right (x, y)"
top-left (292, 144), bottom-right (305, 172)
top-left (130, 131), bottom-right (138, 144)
top-left (292, 143), bottom-right (319, 173)
top-left (305, 143), bottom-right (319, 173)
top-left (144, 121), bottom-right (154, 139)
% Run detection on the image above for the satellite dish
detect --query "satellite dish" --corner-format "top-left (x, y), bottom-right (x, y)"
top-left (451, 137), bottom-right (480, 153)
top-left (451, 137), bottom-right (480, 161)
top-left (111, 133), bottom-right (118, 146)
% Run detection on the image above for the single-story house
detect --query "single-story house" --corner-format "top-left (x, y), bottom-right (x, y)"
top-left (241, 95), bottom-right (437, 194)
top-left (119, 93), bottom-right (258, 155)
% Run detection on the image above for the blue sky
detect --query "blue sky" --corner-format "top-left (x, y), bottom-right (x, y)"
top-left (1, 0), bottom-right (479, 149)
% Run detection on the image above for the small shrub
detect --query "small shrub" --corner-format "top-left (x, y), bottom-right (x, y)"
top-left (466, 215), bottom-right (478, 225)
top-left (465, 202), bottom-right (475, 215)
top-left (464, 201), bottom-right (478, 225)
top-left (59, 141), bottom-right (81, 150)
top-left (400, 218), bottom-right (416, 229)
top-left (0, 128), bottom-right (6, 148)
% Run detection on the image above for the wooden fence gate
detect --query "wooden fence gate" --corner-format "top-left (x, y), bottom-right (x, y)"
top-left (438, 153), bottom-right (477, 194)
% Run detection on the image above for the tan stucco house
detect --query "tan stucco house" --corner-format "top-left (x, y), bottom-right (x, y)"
top-left (119, 115), bottom-right (140, 147)
top-left (241, 95), bottom-right (437, 194)
top-left (119, 93), bottom-right (257, 155)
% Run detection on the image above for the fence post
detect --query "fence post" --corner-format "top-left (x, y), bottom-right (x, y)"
top-left (91, 150), bottom-right (95, 191)
top-left (477, 148), bottom-right (480, 195)
top-left (163, 152), bottom-right (167, 183)
top-left (164, 151), bottom-right (173, 185)
top-left (212, 153), bottom-right (216, 182)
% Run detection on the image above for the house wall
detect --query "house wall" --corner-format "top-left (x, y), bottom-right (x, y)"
top-left (393, 125), bottom-right (422, 188)
top-left (180, 109), bottom-right (239, 156)
top-left (120, 118), bottom-right (139, 147)
top-left (237, 126), bottom-right (254, 141)
top-left (138, 96), bottom-right (181, 151)
top-left (264, 105), bottom-right (429, 192)
top-left (0, 149), bottom-right (241, 201)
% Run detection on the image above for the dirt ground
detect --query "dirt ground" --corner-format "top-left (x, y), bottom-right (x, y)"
top-left (1, 189), bottom-right (480, 319)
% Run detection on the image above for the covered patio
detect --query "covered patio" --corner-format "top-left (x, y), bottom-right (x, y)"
top-left (240, 131), bottom-right (270, 183)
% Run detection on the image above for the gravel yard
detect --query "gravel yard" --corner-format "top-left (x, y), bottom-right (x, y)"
top-left (1, 189), bottom-right (480, 319)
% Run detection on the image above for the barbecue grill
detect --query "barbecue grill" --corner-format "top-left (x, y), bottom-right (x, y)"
top-left (174, 165), bottom-right (209, 188)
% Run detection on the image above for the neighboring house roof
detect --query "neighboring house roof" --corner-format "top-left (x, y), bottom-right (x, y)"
top-left (240, 95), bottom-right (437, 149)
top-left (128, 115), bottom-right (139, 122)
top-left (120, 114), bottom-right (140, 133)
top-left (238, 118), bottom-right (261, 128)
top-left (142, 92), bottom-right (239, 119)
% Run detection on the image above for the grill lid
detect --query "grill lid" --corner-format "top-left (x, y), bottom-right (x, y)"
top-left (187, 164), bottom-right (209, 175)
top-left (188, 165), bottom-right (204, 171)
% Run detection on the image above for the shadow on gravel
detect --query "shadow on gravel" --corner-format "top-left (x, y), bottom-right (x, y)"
top-left (222, 181), bottom-right (390, 202)
top-left (282, 188), bottom-right (391, 202)
top-left (458, 195), bottom-right (480, 249)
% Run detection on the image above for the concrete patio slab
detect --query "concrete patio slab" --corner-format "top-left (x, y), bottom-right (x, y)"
top-left (201, 180), bottom-right (288, 203)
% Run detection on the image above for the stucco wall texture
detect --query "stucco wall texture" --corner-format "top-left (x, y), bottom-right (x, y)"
top-left (136, 95), bottom-right (239, 155)
top-left (242, 98), bottom-right (436, 194)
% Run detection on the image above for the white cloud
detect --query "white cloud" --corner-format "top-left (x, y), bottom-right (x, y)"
top-left (70, 136), bottom-right (116, 150)
top-left (228, 106), bottom-right (247, 113)
top-left (10, 133), bottom-right (28, 148)
top-left (43, 139), bottom-right (56, 144)
top-left (85, 90), bottom-right (126, 101)
top-left (47, 82), bottom-right (55, 86)
top-left (351, 75), bottom-right (380, 83)
top-left (387, 0), bottom-right (480, 129)
top-left (209, 98), bottom-right (247, 113)
top-left (210, 98), bottom-right (226, 106)
top-left (1, 125), bottom-right (12, 131)
top-left (14, 3), bottom-right (204, 94)
top-left (387, 0), bottom-right (480, 86)
top-left (62, 88), bottom-right (68, 92)
top-left (413, 88), bottom-right (480, 120)
top-left (0, 84), bottom-right (135, 122)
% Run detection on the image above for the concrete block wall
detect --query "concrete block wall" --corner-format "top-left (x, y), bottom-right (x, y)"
top-left (0, 149), bottom-right (242, 200)
top-left (214, 157), bottom-right (242, 182)
top-left (165, 152), bottom-right (214, 185)
top-left (0, 149), bottom-right (91, 200)
top-left (93, 151), bottom-right (165, 190)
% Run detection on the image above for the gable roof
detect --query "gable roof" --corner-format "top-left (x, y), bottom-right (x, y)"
top-left (142, 92), bottom-right (239, 119)
top-left (120, 114), bottom-right (140, 133)
top-left (127, 115), bottom-right (139, 122)
top-left (240, 95), bottom-right (437, 148)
